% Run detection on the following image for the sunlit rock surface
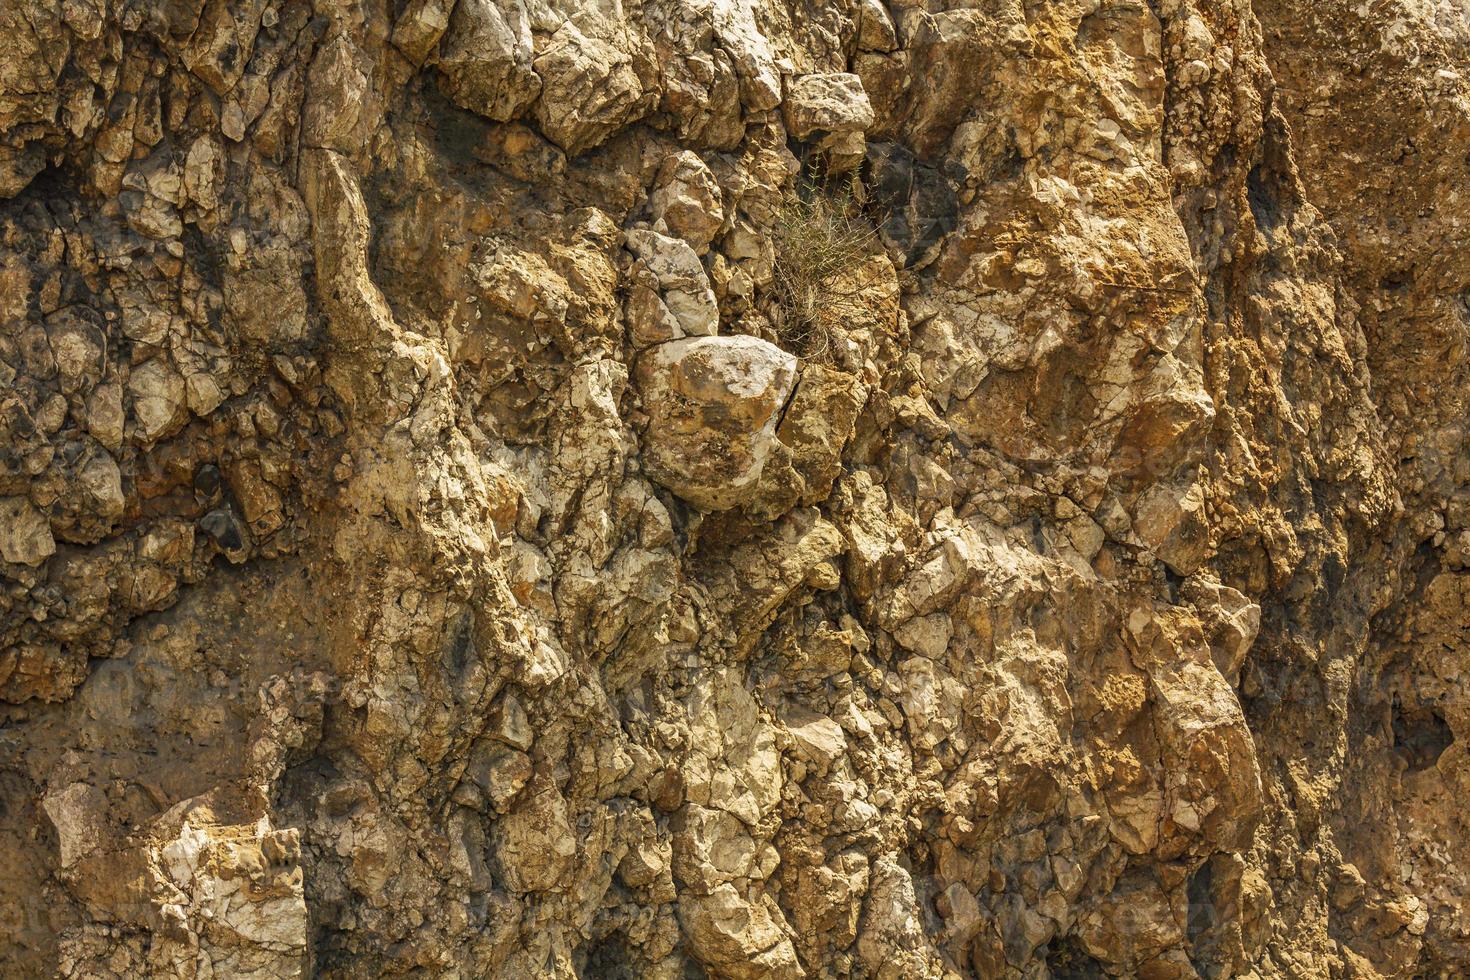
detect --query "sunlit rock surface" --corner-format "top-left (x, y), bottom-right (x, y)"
top-left (1, 1), bottom-right (1468, 977)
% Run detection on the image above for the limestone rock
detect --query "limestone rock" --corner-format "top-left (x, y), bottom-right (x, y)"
top-left (303, 35), bottom-right (374, 154)
top-left (532, 22), bottom-right (654, 157)
top-left (45, 309), bottom-right (105, 396)
top-left (127, 360), bottom-right (187, 446)
top-left (468, 744), bottom-right (532, 812)
top-left (771, 363), bottom-right (866, 506)
top-left (392, 0), bottom-right (455, 66)
top-left (636, 335), bottom-right (797, 511)
top-left (856, 0), bottom-right (898, 53)
top-left (709, 0), bottom-right (782, 111)
top-left (41, 781), bottom-right (108, 870)
top-left (651, 150), bottom-right (725, 255)
top-left (0, 497), bottom-right (54, 566)
top-left (493, 776), bottom-right (576, 893)
top-left (153, 818), bottom-right (310, 977)
top-left (1133, 477), bottom-right (1211, 575)
top-left (85, 383), bottom-right (125, 450)
top-left (672, 803), bottom-right (760, 890)
top-left (1184, 577), bottom-right (1262, 686)
top-left (436, 0), bottom-right (541, 122)
top-left (625, 227), bottom-right (720, 344)
top-left (782, 704), bottom-right (847, 776)
top-left (782, 73), bottom-right (875, 143)
top-left (488, 690), bottom-right (534, 751)
top-left (2, 0), bottom-right (1469, 976)
top-left (678, 884), bottom-right (805, 979)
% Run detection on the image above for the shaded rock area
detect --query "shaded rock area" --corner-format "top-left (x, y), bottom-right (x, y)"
top-left (0, 0), bottom-right (1467, 978)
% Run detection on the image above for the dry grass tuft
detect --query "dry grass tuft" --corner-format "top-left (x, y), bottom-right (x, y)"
top-left (768, 182), bottom-right (878, 362)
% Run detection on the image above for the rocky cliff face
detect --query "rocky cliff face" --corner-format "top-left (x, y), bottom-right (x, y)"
top-left (1, 1), bottom-right (1467, 977)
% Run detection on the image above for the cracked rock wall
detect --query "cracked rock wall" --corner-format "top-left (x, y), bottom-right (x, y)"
top-left (1, 0), bottom-right (1467, 977)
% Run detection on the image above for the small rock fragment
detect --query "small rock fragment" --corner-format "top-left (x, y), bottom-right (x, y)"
top-left (0, 497), bottom-right (55, 566)
top-left (651, 151), bottom-right (725, 254)
top-left (127, 359), bottom-right (187, 446)
top-left (625, 227), bottom-right (720, 342)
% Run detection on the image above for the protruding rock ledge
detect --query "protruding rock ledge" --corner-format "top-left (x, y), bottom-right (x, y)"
top-left (635, 335), bottom-right (798, 512)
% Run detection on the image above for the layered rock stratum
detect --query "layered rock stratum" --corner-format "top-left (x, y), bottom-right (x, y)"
top-left (1, 1), bottom-right (1468, 977)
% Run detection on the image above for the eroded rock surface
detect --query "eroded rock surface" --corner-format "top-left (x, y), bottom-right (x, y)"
top-left (1, 0), bottom-right (1468, 977)
top-left (637, 335), bottom-right (797, 511)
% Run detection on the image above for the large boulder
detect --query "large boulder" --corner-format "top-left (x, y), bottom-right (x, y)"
top-left (782, 72), bottom-right (874, 169)
top-left (636, 336), bottom-right (798, 511)
top-left (782, 73), bottom-right (875, 141)
top-left (435, 0), bottom-right (541, 122)
top-left (533, 22), bottom-right (655, 156)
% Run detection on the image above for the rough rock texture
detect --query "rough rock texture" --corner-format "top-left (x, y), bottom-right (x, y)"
top-left (637, 334), bottom-right (797, 512)
top-left (1, 1), bottom-right (1468, 977)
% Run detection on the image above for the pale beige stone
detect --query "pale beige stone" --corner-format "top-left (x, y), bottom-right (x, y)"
top-left (0, 497), bottom-right (54, 566)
